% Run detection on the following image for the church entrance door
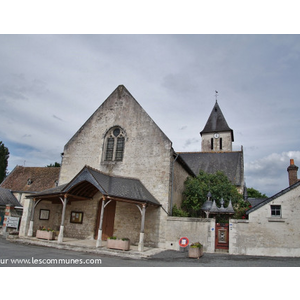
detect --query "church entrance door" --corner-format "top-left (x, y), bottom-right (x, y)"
top-left (215, 223), bottom-right (229, 251)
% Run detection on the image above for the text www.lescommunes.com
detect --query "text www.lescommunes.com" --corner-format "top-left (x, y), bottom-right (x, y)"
top-left (1, 257), bottom-right (102, 265)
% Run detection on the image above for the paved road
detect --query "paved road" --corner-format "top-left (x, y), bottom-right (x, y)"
top-left (1, 237), bottom-right (300, 267)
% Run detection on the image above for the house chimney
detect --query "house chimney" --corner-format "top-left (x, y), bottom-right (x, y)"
top-left (287, 159), bottom-right (299, 186)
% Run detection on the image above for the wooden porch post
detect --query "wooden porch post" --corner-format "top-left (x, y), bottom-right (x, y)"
top-left (138, 203), bottom-right (147, 252)
top-left (96, 198), bottom-right (112, 248)
top-left (96, 198), bottom-right (106, 248)
top-left (58, 195), bottom-right (68, 244)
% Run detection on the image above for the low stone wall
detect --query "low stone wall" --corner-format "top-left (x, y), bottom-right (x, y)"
top-left (164, 216), bottom-right (215, 252)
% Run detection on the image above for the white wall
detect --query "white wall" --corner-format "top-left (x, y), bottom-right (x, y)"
top-left (229, 184), bottom-right (300, 257)
top-left (164, 216), bottom-right (215, 252)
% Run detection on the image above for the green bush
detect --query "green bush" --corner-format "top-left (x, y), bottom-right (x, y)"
top-left (172, 205), bottom-right (189, 217)
top-left (190, 242), bottom-right (203, 248)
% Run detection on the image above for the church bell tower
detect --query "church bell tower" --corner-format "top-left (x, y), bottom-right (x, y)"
top-left (200, 99), bottom-right (234, 152)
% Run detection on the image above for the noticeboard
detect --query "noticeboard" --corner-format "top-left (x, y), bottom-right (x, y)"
top-left (6, 216), bottom-right (20, 229)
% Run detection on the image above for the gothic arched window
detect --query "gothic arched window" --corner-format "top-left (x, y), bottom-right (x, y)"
top-left (104, 127), bottom-right (125, 161)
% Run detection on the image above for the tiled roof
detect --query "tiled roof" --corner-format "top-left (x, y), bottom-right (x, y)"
top-left (0, 187), bottom-right (22, 206)
top-left (0, 166), bottom-right (60, 192)
top-left (179, 151), bottom-right (243, 186)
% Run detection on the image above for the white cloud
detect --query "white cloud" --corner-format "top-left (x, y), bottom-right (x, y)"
top-left (245, 151), bottom-right (300, 196)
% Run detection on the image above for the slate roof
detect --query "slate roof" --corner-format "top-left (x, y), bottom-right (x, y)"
top-left (179, 151), bottom-right (243, 186)
top-left (88, 167), bottom-right (160, 205)
top-left (0, 187), bottom-right (22, 207)
top-left (200, 101), bottom-right (234, 141)
top-left (246, 180), bottom-right (300, 215)
top-left (29, 166), bottom-right (161, 206)
top-left (1, 166), bottom-right (60, 192)
top-left (247, 198), bottom-right (267, 208)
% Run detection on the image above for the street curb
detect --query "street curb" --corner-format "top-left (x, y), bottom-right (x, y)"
top-left (6, 237), bottom-right (164, 260)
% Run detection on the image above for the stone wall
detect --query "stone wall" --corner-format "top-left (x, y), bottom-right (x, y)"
top-left (229, 185), bottom-right (300, 257)
top-left (201, 131), bottom-right (232, 152)
top-left (63, 197), bottom-right (99, 240)
top-left (171, 159), bottom-right (191, 211)
top-left (31, 194), bottom-right (101, 240)
top-left (113, 202), bottom-right (160, 247)
top-left (32, 201), bottom-right (61, 234)
top-left (164, 216), bottom-right (215, 252)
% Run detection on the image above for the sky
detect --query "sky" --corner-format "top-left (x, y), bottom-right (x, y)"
top-left (1, 34), bottom-right (299, 197)
top-left (1, 2), bottom-right (300, 198)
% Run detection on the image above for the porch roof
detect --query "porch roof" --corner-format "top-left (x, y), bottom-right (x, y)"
top-left (27, 166), bottom-right (161, 207)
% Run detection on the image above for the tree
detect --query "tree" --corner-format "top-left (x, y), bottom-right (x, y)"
top-left (0, 141), bottom-right (10, 183)
top-left (180, 170), bottom-right (244, 218)
top-left (46, 162), bottom-right (61, 167)
top-left (247, 187), bottom-right (267, 198)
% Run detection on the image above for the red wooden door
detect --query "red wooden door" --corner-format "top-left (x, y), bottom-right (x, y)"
top-left (215, 223), bottom-right (229, 250)
top-left (95, 200), bottom-right (116, 240)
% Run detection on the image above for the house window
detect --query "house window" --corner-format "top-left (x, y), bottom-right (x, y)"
top-left (271, 205), bottom-right (281, 217)
top-left (220, 138), bottom-right (223, 150)
top-left (104, 127), bottom-right (125, 162)
top-left (211, 138), bottom-right (214, 150)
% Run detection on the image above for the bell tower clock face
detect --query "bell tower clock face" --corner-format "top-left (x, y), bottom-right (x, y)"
top-left (214, 133), bottom-right (219, 138)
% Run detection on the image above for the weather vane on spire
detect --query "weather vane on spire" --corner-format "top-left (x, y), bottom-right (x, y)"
top-left (215, 90), bottom-right (218, 102)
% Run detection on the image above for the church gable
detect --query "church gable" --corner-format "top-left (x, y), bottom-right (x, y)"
top-left (59, 85), bottom-right (173, 207)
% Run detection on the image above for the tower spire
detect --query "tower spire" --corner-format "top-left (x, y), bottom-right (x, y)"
top-left (215, 90), bottom-right (218, 102)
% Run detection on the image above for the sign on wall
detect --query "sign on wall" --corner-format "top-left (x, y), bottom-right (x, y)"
top-left (6, 216), bottom-right (20, 229)
top-left (179, 237), bottom-right (189, 248)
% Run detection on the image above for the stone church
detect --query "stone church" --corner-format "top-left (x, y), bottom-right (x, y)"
top-left (19, 85), bottom-right (244, 251)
